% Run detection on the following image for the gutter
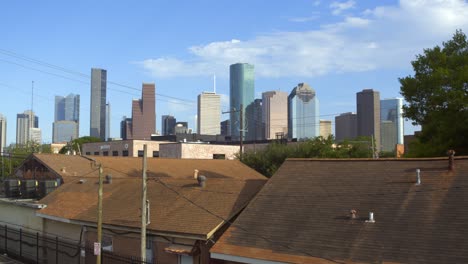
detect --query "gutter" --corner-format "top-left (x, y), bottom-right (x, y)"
top-left (0, 198), bottom-right (47, 209)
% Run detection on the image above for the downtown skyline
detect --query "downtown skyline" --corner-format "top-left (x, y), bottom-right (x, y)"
top-left (2, 0), bottom-right (467, 144)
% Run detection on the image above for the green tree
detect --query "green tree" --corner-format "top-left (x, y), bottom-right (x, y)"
top-left (59, 136), bottom-right (101, 154)
top-left (400, 30), bottom-right (468, 156)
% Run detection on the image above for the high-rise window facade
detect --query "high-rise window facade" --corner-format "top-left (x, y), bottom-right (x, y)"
top-left (90, 68), bottom-right (107, 141)
top-left (262, 91), bottom-right (288, 140)
top-left (53, 93), bottom-right (79, 143)
top-left (229, 63), bottom-right (255, 141)
top-left (380, 98), bottom-right (404, 152)
top-left (335, 112), bottom-right (357, 142)
top-left (356, 89), bottom-right (380, 151)
top-left (198, 92), bottom-right (221, 135)
top-left (288, 83), bottom-right (319, 140)
top-left (16, 110), bottom-right (40, 146)
top-left (162, 115), bottom-right (176, 136)
top-left (0, 114), bottom-right (6, 154)
top-left (132, 83), bottom-right (156, 139)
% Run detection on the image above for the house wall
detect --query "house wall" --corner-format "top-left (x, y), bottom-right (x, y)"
top-left (42, 218), bottom-right (82, 241)
top-left (0, 200), bottom-right (43, 231)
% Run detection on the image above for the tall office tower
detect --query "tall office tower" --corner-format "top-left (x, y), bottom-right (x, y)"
top-left (120, 116), bottom-right (133, 140)
top-left (320, 120), bottom-right (332, 138)
top-left (356, 89), bottom-right (381, 151)
top-left (53, 94), bottom-right (80, 143)
top-left (16, 110), bottom-right (39, 145)
top-left (220, 119), bottom-right (231, 136)
top-left (161, 115), bottom-right (176, 136)
top-left (0, 114), bottom-right (6, 154)
top-left (197, 92), bottom-right (221, 135)
top-left (288, 83), bottom-right (319, 140)
top-left (380, 98), bottom-right (404, 152)
top-left (251, 99), bottom-right (264, 141)
top-left (90, 68), bottom-right (107, 141)
top-left (106, 103), bottom-right (111, 140)
top-left (131, 83), bottom-right (156, 139)
top-left (229, 63), bottom-right (255, 141)
top-left (175, 122), bottom-right (189, 134)
top-left (335, 112), bottom-right (357, 142)
top-left (262, 91), bottom-right (288, 140)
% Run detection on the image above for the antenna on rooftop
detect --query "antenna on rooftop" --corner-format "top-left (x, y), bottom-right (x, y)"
top-left (213, 74), bottom-right (216, 94)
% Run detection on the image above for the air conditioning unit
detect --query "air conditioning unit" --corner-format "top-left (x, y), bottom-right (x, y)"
top-left (37, 180), bottom-right (58, 198)
top-left (20, 180), bottom-right (38, 199)
top-left (4, 179), bottom-right (21, 198)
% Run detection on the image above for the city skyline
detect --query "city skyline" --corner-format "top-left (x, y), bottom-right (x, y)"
top-left (2, 1), bottom-right (466, 144)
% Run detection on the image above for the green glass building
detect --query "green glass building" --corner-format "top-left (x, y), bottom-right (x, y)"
top-left (229, 63), bottom-right (255, 141)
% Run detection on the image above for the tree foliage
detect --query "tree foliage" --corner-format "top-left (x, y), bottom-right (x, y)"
top-left (239, 136), bottom-right (373, 177)
top-left (400, 30), bottom-right (468, 156)
top-left (59, 136), bottom-right (101, 154)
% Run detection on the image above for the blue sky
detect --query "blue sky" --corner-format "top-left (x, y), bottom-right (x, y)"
top-left (1, 0), bottom-right (467, 145)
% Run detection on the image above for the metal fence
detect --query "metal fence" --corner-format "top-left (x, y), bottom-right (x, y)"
top-left (0, 225), bottom-right (152, 264)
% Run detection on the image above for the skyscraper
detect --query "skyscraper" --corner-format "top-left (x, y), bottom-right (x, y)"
top-left (16, 110), bottom-right (40, 145)
top-left (288, 83), bottom-right (319, 140)
top-left (262, 91), bottom-right (288, 140)
top-left (320, 120), bottom-right (332, 138)
top-left (197, 92), bottom-right (221, 135)
top-left (131, 83), bottom-right (156, 139)
top-left (380, 98), bottom-right (404, 152)
top-left (229, 63), bottom-right (255, 141)
top-left (252, 99), bottom-right (263, 141)
top-left (335, 112), bottom-right (357, 142)
top-left (220, 119), bottom-right (231, 137)
top-left (0, 114), bottom-right (6, 154)
top-left (161, 115), bottom-right (176, 136)
top-left (356, 89), bottom-right (380, 151)
top-left (90, 68), bottom-right (107, 141)
top-left (120, 116), bottom-right (132, 140)
top-left (106, 103), bottom-right (111, 140)
top-left (53, 94), bottom-right (79, 143)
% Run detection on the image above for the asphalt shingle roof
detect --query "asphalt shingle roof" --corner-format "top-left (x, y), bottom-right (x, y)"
top-left (211, 157), bottom-right (468, 264)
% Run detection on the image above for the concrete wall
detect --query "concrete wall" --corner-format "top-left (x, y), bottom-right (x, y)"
top-left (82, 140), bottom-right (171, 157)
top-left (160, 143), bottom-right (239, 159)
top-left (0, 200), bottom-right (43, 231)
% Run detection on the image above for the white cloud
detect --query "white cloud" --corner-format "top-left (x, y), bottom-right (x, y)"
top-left (330, 0), bottom-right (356, 15)
top-left (140, 0), bottom-right (468, 79)
top-left (289, 15), bottom-right (320, 22)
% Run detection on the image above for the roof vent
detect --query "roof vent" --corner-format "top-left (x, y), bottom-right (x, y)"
top-left (350, 209), bottom-right (357, 219)
top-left (78, 179), bottom-right (86, 184)
top-left (193, 169), bottom-right (199, 179)
top-left (416, 169), bottom-right (421, 185)
top-left (105, 174), bottom-right (112, 184)
top-left (60, 167), bottom-right (66, 173)
top-left (197, 175), bottom-right (206, 188)
top-left (366, 212), bottom-right (375, 223)
top-left (448, 150), bottom-right (455, 171)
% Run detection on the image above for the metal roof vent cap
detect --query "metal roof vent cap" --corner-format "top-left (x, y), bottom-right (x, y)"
top-left (193, 169), bottom-right (199, 179)
top-left (197, 175), bottom-right (206, 188)
top-left (60, 167), bottom-right (66, 173)
top-left (366, 212), bottom-right (375, 223)
top-left (416, 169), bottom-right (421, 185)
top-left (105, 174), bottom-right (112, 184)
top-left (350, 209), bottom-right (357, 219)
top-left (448, 150), bottom-right (456, 171)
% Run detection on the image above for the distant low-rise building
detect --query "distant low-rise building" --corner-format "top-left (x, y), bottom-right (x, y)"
top-left (82, 139), bottom-right (170, 157)
top-left (159, 142), bottom-right (240, 159)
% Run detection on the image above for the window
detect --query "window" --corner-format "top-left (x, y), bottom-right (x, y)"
top-left (138, 150), bottom-right (144, 157)
top-left (103, 151), bottom-right (109, 156)
top-left (112, 151), bottom-right (118, 156)
top-left (94, 152), bottom-right (99, 156)
top-left (152, 151), bottom-right (159, 158)
top-left (85, 152), bottom-right (91, 155)
top-left (122, 150), bottom-right (129, 157)
top-left (213, 154), bottom-right (226, 160)
top-left (102, 235), bottom-right (113, 252)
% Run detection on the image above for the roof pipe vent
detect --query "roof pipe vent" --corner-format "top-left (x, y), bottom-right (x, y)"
top-left (350, 209), bottom-right (357, 219)
top-left (448, 150), bottom-right (455, 171)
top-left (416, 169), bottom-right (421, 185)
top-left (193, 169), bottom-right (199, 179)
top-left (105, 174), bottom-right (112, 184)
top-left (197, 175), bottom-right (206, 188)
top-left (366, 212), bottom-right (375, 223)
top-left (60, 167), bottom-right (66, 173)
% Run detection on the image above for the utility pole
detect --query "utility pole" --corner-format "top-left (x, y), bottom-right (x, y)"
top-left (140, 144), bottom-right (148, 261)
top-left (222, 104), bottom-right (244, 160)
top-left (96, 165), bottom-right (103, 264)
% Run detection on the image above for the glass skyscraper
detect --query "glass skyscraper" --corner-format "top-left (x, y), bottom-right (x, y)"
top-left (53, 93), bottom-right (79, 143)
top-left (380, 98), bottom-right (404, 152)
top-left (90, 68), bottom-right (107, 141)
top-left (288, 83), bottom-right (319, 140)
top-left (229, 63), bottom-right (255, 141)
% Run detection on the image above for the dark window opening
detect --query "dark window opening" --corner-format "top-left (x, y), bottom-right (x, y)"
top-left (138, 150), bottom-right (144, 157)
top-left (103, 151), bottom-right (109, 156)
top-left (94, 152), bottom-right (99, 156)
top-left (152, 151), bottom-right (159, 158)
top-left (122, 150), bottom-right (129, 157)
top-left (213, 154), bottom-right (226, 159)
top-left (112, 151), bottom-right (118, 156)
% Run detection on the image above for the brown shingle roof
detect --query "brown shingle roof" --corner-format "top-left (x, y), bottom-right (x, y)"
top-left (36, 154), bottom-right (266, 238)
top-left (211, 157), bottom-right (468, 264)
